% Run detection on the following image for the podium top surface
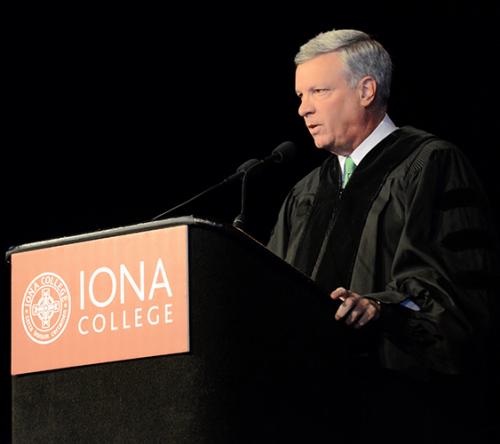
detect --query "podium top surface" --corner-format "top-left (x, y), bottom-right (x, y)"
top-left (5, 216), bottom-right (229, 261)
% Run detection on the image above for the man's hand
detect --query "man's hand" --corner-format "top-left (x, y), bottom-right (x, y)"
top-left (330, 287), bottom-right (381, 328)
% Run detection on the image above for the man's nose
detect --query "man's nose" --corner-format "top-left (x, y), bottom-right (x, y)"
top-left (298, 97), bottom-right (314, 117)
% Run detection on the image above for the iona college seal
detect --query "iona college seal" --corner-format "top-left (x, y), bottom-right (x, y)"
top-left (22, 272), bottom-right (71, 344)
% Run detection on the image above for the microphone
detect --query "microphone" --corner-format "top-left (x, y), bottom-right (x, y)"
top-left (233, 141), bottom-right (297, 229)
top-left (261, 140), bottom-right (297, 165)
top-left (151, 158), bottom-right (260, 221)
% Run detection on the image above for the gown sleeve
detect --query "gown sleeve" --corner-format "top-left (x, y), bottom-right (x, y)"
top-left (368, 141), bottom-right (500, 374)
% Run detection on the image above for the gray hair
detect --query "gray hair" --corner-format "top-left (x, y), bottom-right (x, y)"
top-left (295, 29), bottom-right (392, 107)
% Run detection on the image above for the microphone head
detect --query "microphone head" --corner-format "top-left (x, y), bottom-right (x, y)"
top-left (271, 141), bottom-right (297, 163)
top-left (236, 158), bottom-right (260, 173)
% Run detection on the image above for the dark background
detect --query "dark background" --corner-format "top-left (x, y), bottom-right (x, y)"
top-left (3, 2), bottom-right (499, 442)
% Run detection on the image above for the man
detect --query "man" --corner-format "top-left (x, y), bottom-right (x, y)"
top-left (267, 29), bottom-right (499, 441)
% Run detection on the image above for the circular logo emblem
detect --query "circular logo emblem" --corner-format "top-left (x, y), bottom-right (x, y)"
top-left (22, 272), bottom-right (71, 344)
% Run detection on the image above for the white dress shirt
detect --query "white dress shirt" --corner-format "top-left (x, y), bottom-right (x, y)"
top-left (338, 114), bottom-right (398, 175)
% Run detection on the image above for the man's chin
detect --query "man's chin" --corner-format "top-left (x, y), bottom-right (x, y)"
top-left (313, 138), bottom-right (330, 150)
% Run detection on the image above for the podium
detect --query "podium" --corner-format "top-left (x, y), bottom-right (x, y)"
top-left (9, 217), bottom-right (347, 443)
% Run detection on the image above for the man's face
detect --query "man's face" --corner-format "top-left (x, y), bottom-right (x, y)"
top-left (295, 52), bottom-right (366, 155)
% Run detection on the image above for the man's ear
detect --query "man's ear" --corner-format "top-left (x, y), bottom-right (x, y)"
top-left (358, 76), bottom-right (377, 107)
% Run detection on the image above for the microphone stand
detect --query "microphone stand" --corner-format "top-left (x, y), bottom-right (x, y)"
top-left (233, 141), bottom-right (297, 230)
top-left (153, 141), bottom-right (296, 225)
top-left (232, 165), bottom-right (255, 229)
top-left (152, 158), bottom-right (259, 221)
top-left (152, 181), bottom-right (227, 221)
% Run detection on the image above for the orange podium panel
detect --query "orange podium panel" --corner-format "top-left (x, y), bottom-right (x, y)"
top-left (10, 225), bottom-right (189, 375)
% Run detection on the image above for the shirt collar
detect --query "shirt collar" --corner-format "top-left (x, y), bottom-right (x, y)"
top-left (338, 114), bottom-right (398, 172)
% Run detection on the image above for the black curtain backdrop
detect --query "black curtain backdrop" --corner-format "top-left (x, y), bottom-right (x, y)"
top-left (3, 2), bottom-right (499, 442)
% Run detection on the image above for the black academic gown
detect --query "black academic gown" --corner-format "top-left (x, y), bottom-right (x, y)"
top-left (268, 126), bottom-right (499, 378)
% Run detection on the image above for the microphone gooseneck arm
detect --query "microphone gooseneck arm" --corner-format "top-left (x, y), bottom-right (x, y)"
top-left (232, 166), bottom-right (253, 229)
top-left (152, 141), bottom-right (296, 224)
top-left (152, 181), bottom-right (224, 221)
top-left (151, 158), bottom-right (260, 221)
top-left (233, 141), bottom-right (297, 230)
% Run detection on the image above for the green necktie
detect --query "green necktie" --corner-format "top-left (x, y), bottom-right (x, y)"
top-left (342, 156), bottom-right (356, 188)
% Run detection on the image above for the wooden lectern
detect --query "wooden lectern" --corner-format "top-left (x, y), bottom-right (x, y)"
top-left (8, 217), bottom-right (347, 443)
